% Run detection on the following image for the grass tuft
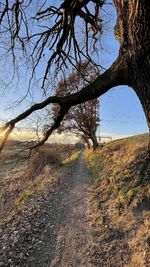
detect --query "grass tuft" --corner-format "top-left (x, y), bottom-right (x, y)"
top-left (63, 151), bottom-right (80, 164)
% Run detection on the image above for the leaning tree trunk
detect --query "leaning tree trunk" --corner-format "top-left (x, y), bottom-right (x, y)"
top-left (114, 0), bottom-right (150, 131)
top-left (90, 131), bottom-right (99, 150)
top-left (86, 140), bottom-right (91, 149)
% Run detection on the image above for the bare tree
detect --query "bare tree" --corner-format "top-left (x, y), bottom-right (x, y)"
top-left (0, 0), bottom-right (150, 154)
top-left (50, 100), bottom-right (99, 150)
top-left (47, 62), bottom-right (100, 149)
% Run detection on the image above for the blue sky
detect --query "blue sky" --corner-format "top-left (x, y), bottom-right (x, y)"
top-left (0, 1), bottom-right (149, 139)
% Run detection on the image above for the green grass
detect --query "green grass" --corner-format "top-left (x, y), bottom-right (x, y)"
top-left (15, 189), bottom-right (35, 206)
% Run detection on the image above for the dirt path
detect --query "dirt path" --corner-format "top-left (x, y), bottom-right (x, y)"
top-left (29, 155), bottom-right (93, 267)
top-left (0, 152), bottom-right (95, 267)
top-left (49, 152), bottom-right (94, 267)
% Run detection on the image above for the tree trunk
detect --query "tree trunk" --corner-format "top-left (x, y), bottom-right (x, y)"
top-left (86, 140), bottom-right (91, 149)
top-left (90, 132), bottom-right (99, 150)
top-left (114, 0), bottom-right (150, 131)
top-left (82, 135), bottom-right (91, 149)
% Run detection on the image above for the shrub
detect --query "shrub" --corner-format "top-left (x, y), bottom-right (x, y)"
top-left (25, 148), bottom-right (62, 180)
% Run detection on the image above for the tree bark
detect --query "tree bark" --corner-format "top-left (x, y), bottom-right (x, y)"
top-left (114, 0), bottom-right (150, 131)
top-left (90, 131), bottom-right (99, 150)
top-left (86, 140), bottom-right (91, 149)
top-left (91, 134), bottom-right (99, 150)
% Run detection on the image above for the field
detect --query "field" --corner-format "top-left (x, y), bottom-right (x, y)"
top-left (0, 140), bottom-right (29, 181)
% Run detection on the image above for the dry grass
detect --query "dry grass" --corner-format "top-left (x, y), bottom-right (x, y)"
top-left (0, 140), bottom-right (80, 227)
top-left (62, 151), bottom-right (80, 164)
top-left (0, 140), bottom-right (29, 182)
top-left (85, 133), bottom-right (150, 266)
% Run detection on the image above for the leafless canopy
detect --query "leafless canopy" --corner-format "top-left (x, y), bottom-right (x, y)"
top-left (46, 62), bottom-right (100, 148)
top-left (0, 0), bottom-right (104, 86)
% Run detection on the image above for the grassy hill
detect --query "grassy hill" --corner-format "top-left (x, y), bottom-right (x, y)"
top-left (85, 133), bottom-right (150, 266)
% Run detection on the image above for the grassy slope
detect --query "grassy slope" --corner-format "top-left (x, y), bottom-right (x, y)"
top-left (85, 133), bottom-right (150, 267)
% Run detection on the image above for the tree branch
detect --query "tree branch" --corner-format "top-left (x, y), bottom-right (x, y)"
top-left (0, 58), bottom-right (127, 151)
top-left (30, 106), bottom-right (70, 151)
top-left (0, 124), bottom-right (14, 152)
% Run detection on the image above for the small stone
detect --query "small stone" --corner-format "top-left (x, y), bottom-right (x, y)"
top-left (20, 252), bottom-right (23, 258)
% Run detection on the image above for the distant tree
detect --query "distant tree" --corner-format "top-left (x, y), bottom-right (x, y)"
top-left (51, 100), bottom-right (99, 150)
top-left (45, 62), bottom-right (100, 149)
top-left (66, 100), bottom-right (99, 150)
